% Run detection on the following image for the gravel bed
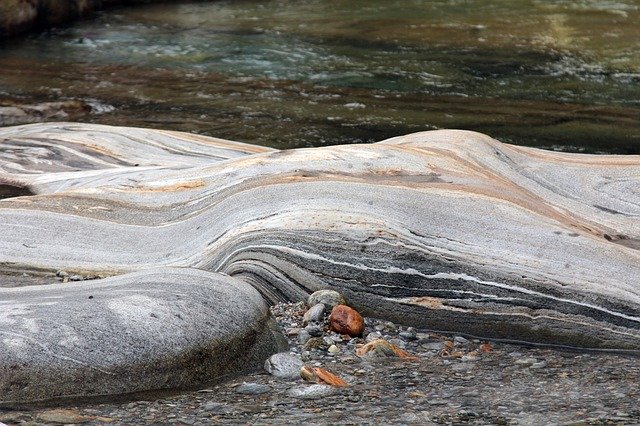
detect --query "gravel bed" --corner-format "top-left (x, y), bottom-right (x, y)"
top-left (1, 301), bottom-right (638, 425)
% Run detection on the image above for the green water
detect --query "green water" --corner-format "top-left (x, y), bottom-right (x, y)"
top-left (1, 0), bottom-right (639, 152)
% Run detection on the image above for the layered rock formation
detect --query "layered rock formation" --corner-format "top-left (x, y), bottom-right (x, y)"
top-left (1, 122), bottom-right (638, 405)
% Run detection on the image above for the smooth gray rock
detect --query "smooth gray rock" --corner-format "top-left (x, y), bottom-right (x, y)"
top-left (308, 290), bottom-right (346, 310)
top-left (303, 303), bottom-right (325, 326)
top-left (0, 268), bottom-right (285, 407)
top-left (264, 352), bottom-right (304, 379)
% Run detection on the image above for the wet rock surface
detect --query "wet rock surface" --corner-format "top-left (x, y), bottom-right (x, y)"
top-left (0, 0), bottom-right (169, 37)
top-left (1, 301), bottom-right (638, 425)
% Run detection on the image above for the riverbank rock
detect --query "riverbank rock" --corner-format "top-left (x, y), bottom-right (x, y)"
top-left (0, 268), bottom-right (286, 407)
top-left (0, 122), bottom-right (639, 404)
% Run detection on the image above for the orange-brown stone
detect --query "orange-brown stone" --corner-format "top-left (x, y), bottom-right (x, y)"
top-left (300, 365), bottom-right (348, 387)
top-left (328, 304), bottom-right (364, 337)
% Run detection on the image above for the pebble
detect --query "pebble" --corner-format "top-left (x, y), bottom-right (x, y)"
top-left (329, 305), bottom-right (364, 336)
top-left (461, 353), bottom-right (480, 362)
top-left (297, 329), bottom-right (311, 344)
top-left (305, 325), bottom-right (324, 337)
top-left (329, 333), bottom-right (343, 343)
top-left (287, 384), bottom-right (336, 400)
top-left (356, 339), bottom-right (416, 360)
top-left (235, 382), bottom-right (272, 395)
top-left (328, 344), bottom-right (340, 354)
top-left (304, 337), bottom-right (329, 351)
top-left (264, 352), bottom-right (304, 379)
top-left (399, 327), bottom-right (417, 340)
top-left (452, 363), bottom-right (474, 372)
top-left (303, 303), bottom-right (325, 325)
top-left (286, 327), bottom-right (301, 336)
top-left (308, 289), bottom-right (346, 310)
top-left (515, 357), bottom-right (538, 366)
top-left (422, 341), bottom-right (445, 351)
top-left (37, 409), bottom-right (91, 424)
top-left (202, 402), bottom-right (225, 412)
top-left (388, 338), bottom-right (406, 348)
top-left (382, 321), bottom-right (398, 332)
top-left (366, 331), bottom-right (383, 342)
top-left (300, 365), bottom-right (348, 387)
top-left (454, 336), bottom-right (469, 345)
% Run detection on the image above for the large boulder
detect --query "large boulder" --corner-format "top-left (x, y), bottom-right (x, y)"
top-left (0, 122), bottom-right (638, 405)
top-left (0, 268), bottom-right (286, 407)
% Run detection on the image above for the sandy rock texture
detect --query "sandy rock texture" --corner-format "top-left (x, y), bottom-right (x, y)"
top-left (0, 122), bottom-right (638, 405)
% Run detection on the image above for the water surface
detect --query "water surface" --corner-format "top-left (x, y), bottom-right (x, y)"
top-left (0, 0), bottom-right (639, 152)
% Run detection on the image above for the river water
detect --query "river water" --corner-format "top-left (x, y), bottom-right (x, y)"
top-left (0, 0), bottom-right (639, 152)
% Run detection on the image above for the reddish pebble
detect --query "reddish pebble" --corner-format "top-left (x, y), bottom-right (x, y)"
top-left (328, 305), bottom-right (364, 337)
